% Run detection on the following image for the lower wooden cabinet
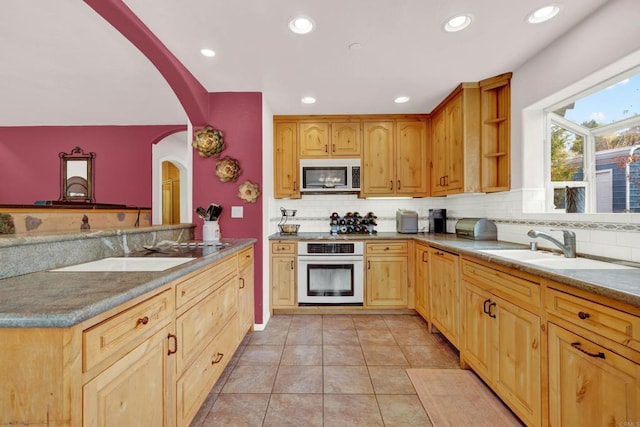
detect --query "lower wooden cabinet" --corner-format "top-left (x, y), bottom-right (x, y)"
top-left (270, 241), bottom-right (297, 309)
top-left (414, 242), bottom-right (430, 320)
top-left (429, 247), bottom-right (460, 346)
top-left (238, 246), bottom-right (255, 339)
top-left (548, 323), bottom-right (640, 426)
top-left (84, 323), bottom-right (175, 427)
top-left (365, 241), bottom-right (409, 308)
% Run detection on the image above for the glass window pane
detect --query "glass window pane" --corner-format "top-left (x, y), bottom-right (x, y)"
top-left (550, 125), bottom-right (584, 182)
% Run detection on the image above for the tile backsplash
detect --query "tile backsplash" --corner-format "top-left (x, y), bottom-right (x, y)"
top-left (269, 189), bottom-right (640, 263)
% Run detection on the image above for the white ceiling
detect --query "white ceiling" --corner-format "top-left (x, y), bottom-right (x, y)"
top-left (0, 0), bottom-right (609, 126)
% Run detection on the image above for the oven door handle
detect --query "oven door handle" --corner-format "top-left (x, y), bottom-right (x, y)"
top-left (298, 257), bottom-right (364, 263)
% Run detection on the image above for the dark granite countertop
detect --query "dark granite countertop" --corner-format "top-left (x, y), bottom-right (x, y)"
top-left (270, 232), bottom-right (640, 308)
top-left (0, 238), bottom-right (255, 328)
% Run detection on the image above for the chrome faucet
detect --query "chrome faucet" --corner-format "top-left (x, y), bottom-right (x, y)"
top-left (527, 229), bottom-right (576, 258)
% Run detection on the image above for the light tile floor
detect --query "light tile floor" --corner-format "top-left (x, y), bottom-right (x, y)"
top-left (190, 314), bottom-right (460, 426)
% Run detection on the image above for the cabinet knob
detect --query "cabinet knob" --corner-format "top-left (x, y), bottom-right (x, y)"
top-left (136, 316), bottom-right (149, 326)
top-left (577, 311), bottom-right (590, 320)
top-left (212, 352), bottom-right (224, 364)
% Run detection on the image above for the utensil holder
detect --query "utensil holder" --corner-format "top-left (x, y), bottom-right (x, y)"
top-left (202, 220), bottom-right (220, 243)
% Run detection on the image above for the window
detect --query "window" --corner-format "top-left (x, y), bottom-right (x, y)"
top-left (546, 69), bottom-right (640, 213)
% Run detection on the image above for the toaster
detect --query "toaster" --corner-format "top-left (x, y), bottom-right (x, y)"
top-left (396, 209), bottom-right (418, 234)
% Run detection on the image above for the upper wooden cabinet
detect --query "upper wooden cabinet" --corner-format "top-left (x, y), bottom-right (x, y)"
top-left (274, 121), bottom-right (300, 199)
top-left (299, 121), bottom-right (361, 158)
top-left (362, 119), bottom-right (429, 197)
top-left (430, 83), bottom-right (481, 196)
top-left (480, 73), bottom-right (512, 192)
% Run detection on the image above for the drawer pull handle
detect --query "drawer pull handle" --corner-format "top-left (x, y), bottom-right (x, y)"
top-left (212, 352), bottom-right (224, 364)
top-left (389, 180), bottom-right (393, 190)
top-left (422, 252), bottom-right (428, 263)
top-left (167, 333), bottom-right (178, 355)
top-left (290, 260), bottom-right (294, 270)
top-left (571, 342), bottom-right (605, 359)
top-left (577, 311), bottom-right (590, 320)
top-left (239, 277), bottom-right (245, 289)
top-left (483, 299), bottom-right (491, 314)
top-left (137, 316), bottom-right (149, 326)
top-left (488, 302), bottom-right (497, 318)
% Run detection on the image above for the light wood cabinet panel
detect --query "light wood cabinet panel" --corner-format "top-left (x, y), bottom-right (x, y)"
top-left (493, 295), bottom-right (541, 427)
top-left (414, 243), bottom-right (430, 321)
top-left (396, 120), bottom-right (429, 196)
top-left (84, 324), bottom-right (174, 427)
top-left (274, 122), bottom-right (300, 198)
top-left (462, 281), bottom-right (493, 380)
top-left (299, 122), bottom-right (330, 158)
top-left (362, 121), bottom-right (396, 196)
top-left (271, 255), bottom-right (296, 308)
top-left (428, 248), bottom-right (460, 347)
top-left (430, 84), bottom-right (481, 196)
top-left (365, 255), bottom-right (409, 307)
top-left (331, 121), bottom-right (361, 157)
top-left (548, 323), bottom-right (640, 427)
top-left (238, 246), bottom-right (254, 340)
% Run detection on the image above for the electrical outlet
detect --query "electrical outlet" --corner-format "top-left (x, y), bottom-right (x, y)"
top-left (231, 206), bottom-right (243, 218)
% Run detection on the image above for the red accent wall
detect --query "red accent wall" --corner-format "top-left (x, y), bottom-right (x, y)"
top-left (192, 92), bottom-right (264, 323)
top-left (0, 125), bottom-right (184, 205)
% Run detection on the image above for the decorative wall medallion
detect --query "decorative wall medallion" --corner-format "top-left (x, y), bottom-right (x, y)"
top-left (238, 180), bottom-right (260, 203)
top-left (215, 156), bottom-right (241, 182)
top-left (192, 125), bottom-right (225, 158)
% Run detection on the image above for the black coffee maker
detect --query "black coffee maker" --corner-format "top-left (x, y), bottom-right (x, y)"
top-left (429, 209), bottom-right (447, 233)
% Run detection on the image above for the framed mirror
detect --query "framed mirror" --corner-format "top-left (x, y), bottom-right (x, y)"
top-left (59, 146), bottom-right (95, 202)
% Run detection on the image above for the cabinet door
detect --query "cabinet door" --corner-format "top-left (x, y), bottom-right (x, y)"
top-left (84, 324), bottom-right (174, 427)
top-left (396, 120), bottom-right (429, 196)
top-left (445, 93), bottom-right (464, 193)
top-left (299, 122), bottom-right (330, 158)
top-left (366, 255), bottom-right (408, 307)
top-left (430, 109), bottom-right (448, 196)
top-left (271, 255), bottom-right (296, 308)
top-left (429, 248), bottom-right (460, 347)
top-left (274, 122), bottom-right (300, 198)
top-left (414, 243), bottom-right (430, 320)
top-left (362, 121), bottom-right (395, 196)
top-left (462, 281), bottom-right (493, 381)
top-left (548, 323), bottom-right (640, 427)
top-left (331, 121), bottom-right (361, 157)
top-left (493, 295), bottom-right (541, 427)
top-left (238, 247), bottom-right (254, 340)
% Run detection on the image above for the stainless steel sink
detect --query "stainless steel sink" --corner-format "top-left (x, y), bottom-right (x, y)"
top-left (478, 249), bottom-right (636, 270)
top-left (51, 257), bottom-right (194, 272)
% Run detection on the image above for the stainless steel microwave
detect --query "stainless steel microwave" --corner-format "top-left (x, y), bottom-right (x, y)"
top-left (299, 159), bottom-right (361, 193)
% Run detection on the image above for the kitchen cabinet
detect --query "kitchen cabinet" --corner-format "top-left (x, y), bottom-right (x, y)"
top-left (362, 119), bottom-right (429, 197)
top-left (299, 121), bottom-right (361, 158)
top-left (461, 258), bottom-right (541, 427)
top-left (0, 247), bottom-right (253, 427)
top-left (238, 246), bottom-right (255, 340)
top-left (480, 72), bottom-right (512, 192)
top-left (365, 241), bottom-right (410, 308)
top-left (274, 121), bottom-right (300, 198)
top-left (545, 283), bottom-right (640, 426)
top-left (270, 241), bottom-right (297, 309)
top-left (414, 242), bottom-right (430, 321)
top-left (430, 83), bottom-right (481, 196)
top-left (428, 247), bottom-right (460, 347)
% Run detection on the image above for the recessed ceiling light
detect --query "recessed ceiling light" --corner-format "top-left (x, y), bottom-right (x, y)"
top-left (289, 16), bottom-right (315, 34)
top-left (301, 96), bottom-right (316, 104)
top-left (527, 4), bottom-right (560, 24)
top-left (200, 48), bottom-right (216, 57)
top-left (443, 14), bottom-right (473, 32)
top-left (394, 96), bottom-right (411, 104)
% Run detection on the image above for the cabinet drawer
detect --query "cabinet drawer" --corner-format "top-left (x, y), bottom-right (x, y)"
top-left (546, 288), bottom-right (640, 353)
top-left (238, 246), bottom-right (254, 270)
top-left (366, 241), bottom-right (408, 255)
top-left (83, 289), bottom-right (174, 372)
top-left (461, 259), bottom-right (540, 312)
top-left (176, 314), bottom-right (238, 427)
top-left (176, 276), bottom-right (238, 374)
top-left (271, 241), bottom-right (296, 254)
top-left (176, 255), bottom-right (237, 308)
